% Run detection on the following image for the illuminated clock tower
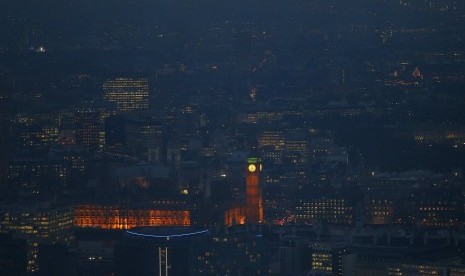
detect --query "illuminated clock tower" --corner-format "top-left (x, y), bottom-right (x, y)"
top-left (246, 157), bottom-right (263, 224)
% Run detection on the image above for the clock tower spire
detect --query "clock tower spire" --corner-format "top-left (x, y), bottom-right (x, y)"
top-left (246, 157), bottom-right (263, 224)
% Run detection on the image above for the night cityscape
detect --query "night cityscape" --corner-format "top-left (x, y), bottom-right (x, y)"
top-left (1, 0), bottom-right (465, 275)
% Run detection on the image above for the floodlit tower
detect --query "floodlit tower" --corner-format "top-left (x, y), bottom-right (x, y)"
top-left (245, 157), bottom-right (263, 224)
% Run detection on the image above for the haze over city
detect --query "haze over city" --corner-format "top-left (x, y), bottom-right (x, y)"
top-left (1, 0), bottom-right (465, 275)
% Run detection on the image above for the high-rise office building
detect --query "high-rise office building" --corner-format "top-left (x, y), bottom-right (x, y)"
top-left (104, 114), bottom-right (127, 149)
top-left (126, 118), bottom-right (162, 162)
top-left (8, 158), bottom-right (69, 196)
top-left (0, 204), bottom-right (74, 273)
top-left (103, 78), bottom-right (149, 112)
top-left (311, 244), bottom-right (356, 276)
top-left (283, 133), bottom-right (308, 164)
top-left (295, 198), bottom-right (353, 225)
top-left (74, 110), bottom-right (104, 153)
top-left (258, 131), bottom-right (284, 150)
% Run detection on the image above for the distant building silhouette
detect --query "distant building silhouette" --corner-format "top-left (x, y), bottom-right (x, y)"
top-left (74, 110), bottom-right (104, 153)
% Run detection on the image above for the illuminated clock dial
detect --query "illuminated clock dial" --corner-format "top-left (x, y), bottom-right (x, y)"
top-left (248, 164), bottom-right (256, 172)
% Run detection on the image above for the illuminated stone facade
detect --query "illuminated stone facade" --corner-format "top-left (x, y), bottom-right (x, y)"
top-left (224, 206), bottom-right (246, 226)
top-left (225, 157), bottom-right (263, 226)
top-left (75, 203), bottom-right (190, 229)
top-left (246, 157), bottom-right (263, 224)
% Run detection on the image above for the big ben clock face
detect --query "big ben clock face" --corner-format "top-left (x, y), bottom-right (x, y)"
top-left (248, 164), bottom-right (256, 172)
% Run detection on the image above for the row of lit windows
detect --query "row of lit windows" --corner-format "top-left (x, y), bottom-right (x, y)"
top-left (420, 207), bottom-right (454, 211)
top-left (76, 220), bottom-right (190, 229)
top-left (103, 79), bottom-right (149, 111)
top-left (76, 211), bottom-right (188, 217)
top-left (371, 206), bottom-right (392, 210)
top-left (302, 199), bottom-right (345, 203)
top-left (297, 214), bottom-right (352, 219)
top-left (371, 200), bottom-right (391, 204)
top-left (298, 206), bottom-right (349, 210)
top-left (297, 211), bottom-right (347, 217)
top-left (372, 211), bottom-right (391, 216)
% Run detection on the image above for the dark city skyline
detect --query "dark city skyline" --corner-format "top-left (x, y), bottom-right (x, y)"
top-left (1, 0), bottom-right (465, 275)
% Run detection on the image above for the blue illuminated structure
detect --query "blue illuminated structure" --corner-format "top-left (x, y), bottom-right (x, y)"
top-left (126, 228), bottom-right (210, 240)
top-left (115, 227), bottom-right (210, 276)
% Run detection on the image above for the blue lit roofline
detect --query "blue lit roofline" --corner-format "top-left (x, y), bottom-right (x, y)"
top-left (126, 229), bottom-right (209, 239)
